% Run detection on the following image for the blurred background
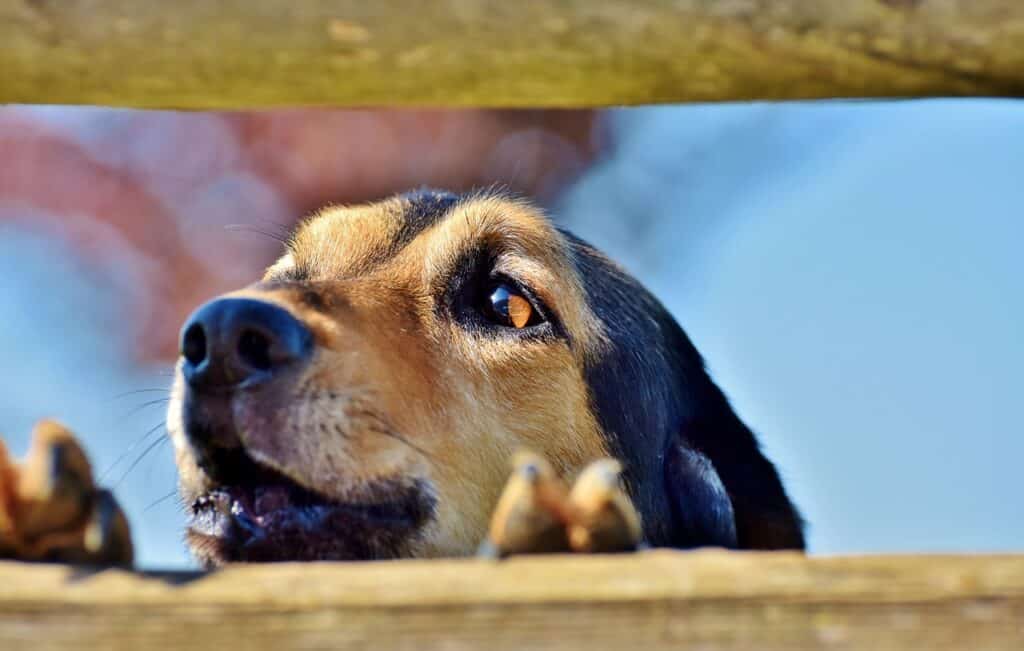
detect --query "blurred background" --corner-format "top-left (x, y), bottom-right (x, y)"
top-left (0, 100), bottom-right (1020, 568)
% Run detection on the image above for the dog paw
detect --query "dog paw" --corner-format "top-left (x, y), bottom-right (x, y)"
top-left (478, 451), bottom-right (573, 558)
top-left (566, 458), bottom-right (643, 554)
top-left (0, 420), bottom-right (133, 567)
top-left (479, 452), bottom-right (643, 558)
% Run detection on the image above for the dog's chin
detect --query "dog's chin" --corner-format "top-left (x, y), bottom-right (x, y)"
top-left (184, 461), bottom-right (434, 566)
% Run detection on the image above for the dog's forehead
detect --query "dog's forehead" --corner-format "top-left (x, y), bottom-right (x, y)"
top-left (277, 190), bottom-right (454, 279)
top-left (277, 191), bottom-right (571, 280)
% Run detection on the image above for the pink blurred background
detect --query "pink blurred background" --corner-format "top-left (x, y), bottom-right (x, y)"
top-left (0, 107), bottom-right (603, 360)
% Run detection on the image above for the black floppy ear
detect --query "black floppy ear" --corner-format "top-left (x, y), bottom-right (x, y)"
top-left (664, 442), bottom-right (738, 549)
top-left (560, 228), bottom-right (805, 551)
top-left (664, 393), bottom-right (807, 551)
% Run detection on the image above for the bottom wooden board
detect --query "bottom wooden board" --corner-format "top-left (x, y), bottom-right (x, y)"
top-left (0, 550), bottom-right (1022, 650)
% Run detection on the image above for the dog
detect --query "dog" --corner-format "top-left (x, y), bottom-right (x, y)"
top-left (0, 190), bottom-right (804, 566)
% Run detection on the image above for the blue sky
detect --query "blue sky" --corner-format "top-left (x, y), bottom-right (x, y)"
top-left (561, 100), bottom-right (1024, 553)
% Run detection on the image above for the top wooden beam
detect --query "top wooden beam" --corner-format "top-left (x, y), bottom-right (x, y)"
top-left (2, 1), bottom-right (1024, 109)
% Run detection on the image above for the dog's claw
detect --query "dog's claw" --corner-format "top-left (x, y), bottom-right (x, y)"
top-left (0, 421), bottom-right (133, 566)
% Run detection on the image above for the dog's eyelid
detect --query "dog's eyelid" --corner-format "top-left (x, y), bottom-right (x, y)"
top-left (489, 252), bottom-right (561, 300)
top-left (488, 256), bottom-right (550, 303)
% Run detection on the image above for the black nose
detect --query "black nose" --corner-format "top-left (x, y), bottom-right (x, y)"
top-left (179, 298), bottom-right (312, 390)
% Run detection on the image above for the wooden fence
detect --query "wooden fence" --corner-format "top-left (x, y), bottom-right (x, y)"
top-left (1, 550), bottom-right (1022, 649)
top-left (2, 1), bottom-right (1024, 108)
top-left (2, 2), bottom-right (1022, 649)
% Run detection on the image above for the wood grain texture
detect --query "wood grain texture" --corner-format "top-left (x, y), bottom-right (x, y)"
top-left (1, 550), bottom-right (1022, 650)
top-left (3, 1), bottom-right (1024, 108)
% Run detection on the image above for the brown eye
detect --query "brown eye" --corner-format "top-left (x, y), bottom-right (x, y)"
top-left (487, 283), bottom-right (538, 329)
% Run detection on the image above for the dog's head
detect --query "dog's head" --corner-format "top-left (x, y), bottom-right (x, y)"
top-left (168, 190), bottom-right (803, 566)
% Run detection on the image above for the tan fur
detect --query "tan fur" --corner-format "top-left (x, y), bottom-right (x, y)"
top-left (169, 194), bottom-right (610, 558)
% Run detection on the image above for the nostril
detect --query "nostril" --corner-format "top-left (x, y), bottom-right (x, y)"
top-left (237, 329), bottom-right (273, 372)
top-left (181, 297), bottom-right (312, 390)
top-left (182, 323), bottom-right (208, 367)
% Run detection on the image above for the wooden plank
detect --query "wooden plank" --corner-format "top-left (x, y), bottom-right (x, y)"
top-left (0, 550), bottom-right (1022, 649)
top-left (2, 1), bottom-right (1024, 108)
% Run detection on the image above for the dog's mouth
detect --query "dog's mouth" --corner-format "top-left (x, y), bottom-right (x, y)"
top-left (185, 445), bottom-right (434, 565)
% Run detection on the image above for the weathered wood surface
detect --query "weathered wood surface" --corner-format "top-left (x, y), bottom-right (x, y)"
top-left (2, 1), bottom-right (1024, 108)
top-left (0, 550), bottom-right (1022, 650)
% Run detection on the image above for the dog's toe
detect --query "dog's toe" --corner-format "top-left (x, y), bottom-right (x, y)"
top-left (16, 420), bottom-right (96, 542)
top-left (567, 458), bottom-right (643, 554)
top-left (0, 439), bottom-right (20, 556)
top-left (0, 422), bottom-right (133, 566)
top-left (481, 451), bottom-right (573, 557)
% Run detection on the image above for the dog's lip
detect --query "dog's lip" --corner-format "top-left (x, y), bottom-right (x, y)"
top-left (185, 450), bottom-right (435, 562)
top-left (187, 483), bottom-right (421, 537)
